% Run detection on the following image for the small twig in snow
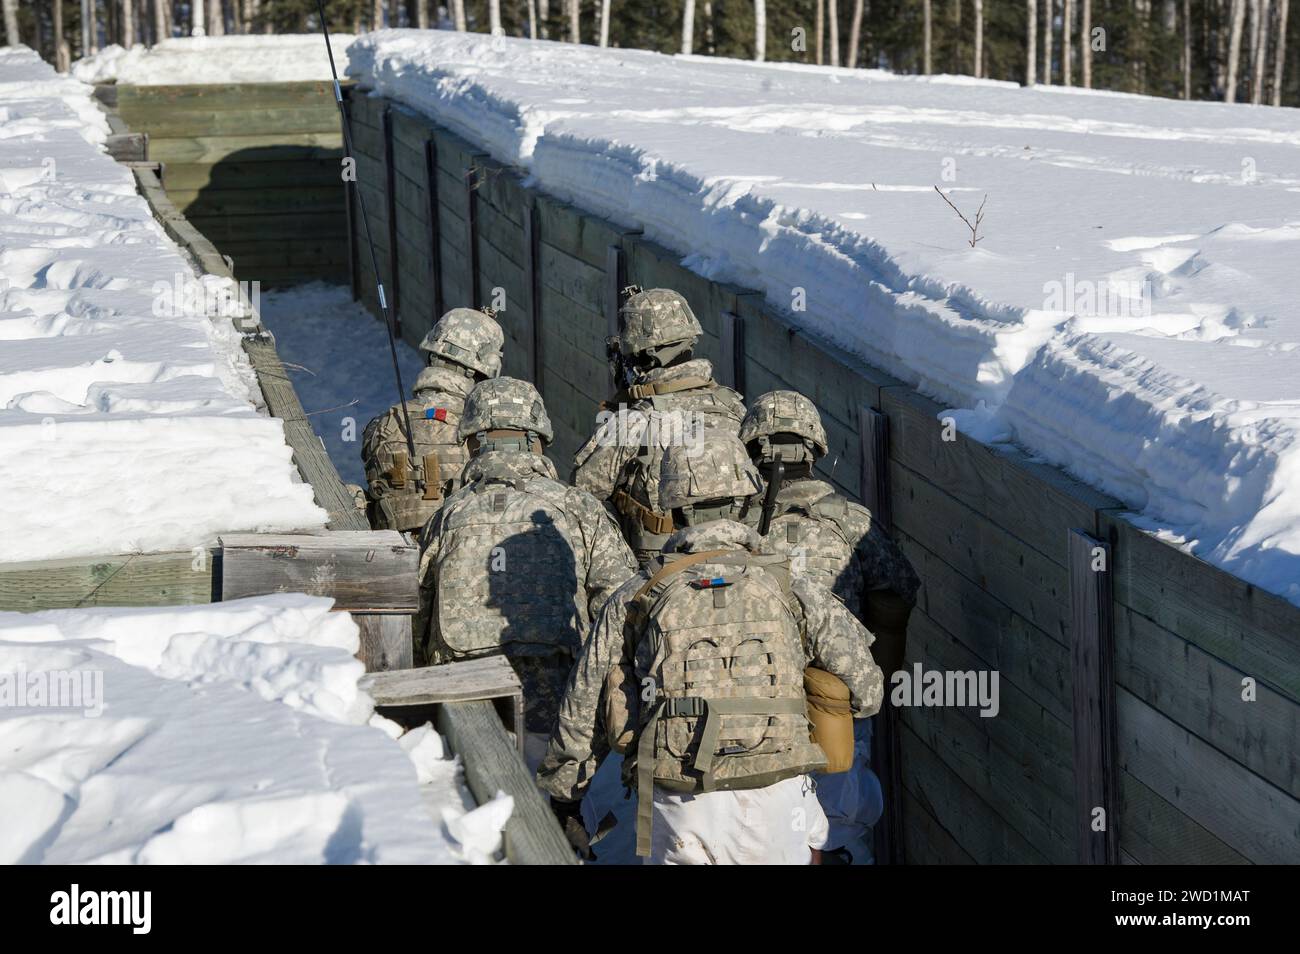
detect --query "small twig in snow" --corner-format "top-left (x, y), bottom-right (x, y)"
top-left (934, 186), bottom-right (987, 247)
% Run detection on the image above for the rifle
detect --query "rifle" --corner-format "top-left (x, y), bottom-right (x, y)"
top-left (757, 461), bottom-right (784, 536)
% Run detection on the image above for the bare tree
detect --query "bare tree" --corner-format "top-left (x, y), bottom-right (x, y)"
top-left (973, 0), bottom-right (983, 76)
top-left (1041, 0), bottom-right (1052, 83)
top-left (192, 0), bottom-right (204, 33)
top-left (208, 0), bottom-right (223, 34)
top-left (153, 0), bottom-right (166, 42)
top-left (525, 0), bottom-right (535, 37)
top-left (567, 0), bottom-right (579, 43)
top-left (53, 0), bottom-right (68, 68)
top-left (489, 0), bottom-right (502, 33)
top-left (704, 0), bottom-right (715, 53)
top-left (418, 0), bottom-right (430, 28)
top-left (1081, 0), bottom-right (1091, 86)
top-left (388, 0), bottom-right (399, 29)
top-left (828, 0), bottom-right (839, 66)
top-left (1272, 0), bottom-right (1290, 105)
top-left (598, 0), bottom-right (608, 44)
top-left (123, 0), bottom-right (136, 43)
top-left (3, 0), bottom-right (19, 46)
top-left (1063, 0), bottom-right (1072, 83)
top-left (1026, 0), bottom-right (1037, 83)
top-left (451, 0), bottom-right (465, 30)
top-left (682, 0), bottom-right (694, 52)
top-left (1252, 0), bottom-right (1271, 102)
top-left (82, 0), bottom-right (95, 53)
top-left (1226, 0), bottom-right (1246, 100)
top-left (1182, 0), bottom-right (1192, 98)
top-left (754, 0), bottom-right (765, 61)
top-left (848, 0), bottom-right (864, 68)
top-left (815, 0), bottom-right (824, 64)
top-left (539, 0), bottom-right (549, 38)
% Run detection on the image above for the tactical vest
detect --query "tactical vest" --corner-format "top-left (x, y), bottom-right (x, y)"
top-left (606, 387), bottom-right (746, 563)
top-left (627, 548), bottom-right (827, 856)
top-left (361, 393), bottom-right (470, 533)
top-left (432, 475), bottom-right (584, 658)
top-left (761, 494), bottom-right (858, 598)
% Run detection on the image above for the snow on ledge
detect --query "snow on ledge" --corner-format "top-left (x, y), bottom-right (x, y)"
top-left (0, 48), bottom-right (327, 563)
top-left (0, 595), bottom-right (507, 864)
top-left (347, 30), bottom-right (1300, 606)
top-left (72, 34), bottom-right (354, 86)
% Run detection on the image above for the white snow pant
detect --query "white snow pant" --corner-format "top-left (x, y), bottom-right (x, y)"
top-left (812, 717), bottom-right (883, 861)
top-left (644, 774), bottom-right (829, 865)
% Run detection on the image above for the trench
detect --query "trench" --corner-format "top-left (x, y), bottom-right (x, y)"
top-left (105, 78), bottom-right (1300, 867)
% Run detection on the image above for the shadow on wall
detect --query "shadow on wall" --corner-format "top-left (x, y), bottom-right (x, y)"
top-left (179, 145), bottom-right (349, 289)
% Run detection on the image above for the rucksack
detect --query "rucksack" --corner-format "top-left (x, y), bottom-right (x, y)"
top-left (627, 548), bottom-right (828, 856)
top-left (432, 476), bottom-right (585, 657)
top-left (361, 395), bottom-right (470, 532)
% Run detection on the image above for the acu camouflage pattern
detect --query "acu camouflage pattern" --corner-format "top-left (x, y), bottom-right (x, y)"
top-left (738, 389), bottom-right (829, 457)
top-left (536, 519), bottom-right (884, 803)
top-left (458, 376), bottom-right (554, 443)
top-left (417, 449), bottom-right (637, 734)
top-left (419, 307), bottom-right (505, 379)
top-left (617, 287), bottom-right (703, 355)
top-left (361, 364), bottom-right (475, 533)
top-left (572, 358), bottom-right (746, 563)
top-left (657, 431), bottom-right (763, 515)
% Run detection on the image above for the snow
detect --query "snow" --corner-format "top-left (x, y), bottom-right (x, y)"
top-left (258, 282), bottom-right (425, 487)
top-left (348, 31), bottom-right (1300, 604)
top-left (72, 34), bottom-right (355, 86)
top-left (0, 594), bottom-right (508, 864)
top-left (0, 48), bottom-right (326, 563)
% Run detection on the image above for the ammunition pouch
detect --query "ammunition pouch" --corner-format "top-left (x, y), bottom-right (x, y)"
top-left (804, 667), bottom-right (854, 773)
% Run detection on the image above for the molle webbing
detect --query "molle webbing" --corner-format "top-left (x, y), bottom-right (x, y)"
top-left (612, 489), bottom-right (675, 536)
top-left (626, 375), bottom-right (714, 400)
top-left (389, 452), bottom-right (409, 489)
top-left (421, 452), bottom-right (442, 501)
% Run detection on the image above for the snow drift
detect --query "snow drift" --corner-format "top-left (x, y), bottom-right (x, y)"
top-left (72, 34), bottom-right (356, 86)
top-left (348, 31), bottom-right (1300, 604)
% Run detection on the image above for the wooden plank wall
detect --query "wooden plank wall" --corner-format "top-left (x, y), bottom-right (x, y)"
top-left (115, 82), bottom-right (347, 287)
top-left (346, 92), bottom-right (1300, 865)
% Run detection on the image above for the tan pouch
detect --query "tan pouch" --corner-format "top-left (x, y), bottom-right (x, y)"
top-left (804, 667), bottom-right (855, 774)
top-left (603, 664), bottom-right (639, 755)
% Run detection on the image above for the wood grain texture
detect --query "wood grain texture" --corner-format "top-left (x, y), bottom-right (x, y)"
top-left (355, 614), bottom-right (414, 672)
top-left (360, 657), bottom-right (522, 705)
top-left (0, 551), bottom-right (214, 611)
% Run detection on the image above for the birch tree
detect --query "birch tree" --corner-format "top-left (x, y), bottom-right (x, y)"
top-left (1026, 0), bottom-right (1037, 83)
top-left (539, 0), bottom-right (549, 38)
top-left (54, 0), bottom-right (68, 68)
top-left (2, 0), bottom-right (18, 47)
top-left (1041, 0), bottom-right (1052, 83)
top-left (1182, 0), bottom-right (1192, 98)
top-left (123, 0), bottom-right (136, 44)
top-left (828, 0), bottom-right (839, 66)
top-left (1251, 0), bottom-right (1270, 103)
top-left (1081, 0), bottom-right (1090, 86)
top-left (1272, 0), bottom-right (1290, 105)
top-left (525, 0), bottom-right (535, 38)
top-left (418, 0), bottom-right (430, 29)
top-left (1226, 0), bottom-right (1246, 101)
top-left (451, 0), bottom-right (465, 31)
top-left (192, 0), bottom-right (204, 33)
top-left (568, 0), bottom-right (579, 43)
top-left (82, 0), bottom-right (95, 53)
top-left (598, 0), bottom-right (608, 45)
top-left (208, 0), bottom-right (223, 34)
top-left (754, 0), bottom-right (765, 61)
top-left (815, 0), bottom-right (824, 64)
top-left (848, 0), bottom-right (864, 68)
top-left (1062, 0), bottom-right (1072, 84)
top-left (973, 0), bottom-right (983, 77)
top-left (153, 0), bottom-right (166, 42)
top-left (682, 0), bottom-right (694, 53)
top-left (489, 0), bottom-right (502, 34)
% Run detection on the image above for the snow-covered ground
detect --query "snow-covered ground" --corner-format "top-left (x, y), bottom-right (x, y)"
top-left (0, 48), bottom-right (326, 563)
top-left (72, 34), bottom-right (354, 85)
top-left (348, 31), bottom-right (1300, 605)
top-left (0, 594), bottom-right (511, 864)
top-left (259, 282), bottom-right (425, 487)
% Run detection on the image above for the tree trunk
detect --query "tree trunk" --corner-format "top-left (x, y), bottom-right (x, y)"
top-left (815, 0), bottom-right (824, 65)
top-left (82, 0), bottom-right (95, 53)
top-left (754, 0), bottom-right (765, 61)
top-left (1182, 0), bottom-right (1192, 97)
top-left (1272, 0), bottom-right (1289, 105)
top-left (489, 0), bottom-right (502, 33)
top-left (704, 0), bottom-right (715, 53)
top-left (1026, 0), bottom-right (1037, 83)
top-left (153, 0), bottom-right (166, 42)
top-left (1226, 0), bottom-right (1246, 100)
top-left (539, 0), bottom-right (548, 38)
top-left (191, 0), bottom-right (203, 33)
top-left (451, 0), bottom-right (465, 30)
top-left (1041, 0), bottom-right (1052, 83)
top-left (1081, 0), bottom-right (1090, 86)
top-left (1252, 0), bottom-right (1270, 102)
top-left (681, 0), bottom-right (694, 52)
top-left (123, 0), bottom-right (136, 44)
top-left (568, 0), bottom-right (579, 43)
top-left (525, 0), bottom-right (535, 37)
top-left (973, 0), bottom-right (983, 76)
top-left (848, 0), bottom-right (864, 68)
top-left (597, 0), bottom-right (608, 44)
top-left (53, 0), bottom-right (67, 68)
top-left (208, 0), bottom-right (223, 34)
top-left (388, 0), bottom-right (400, 28)
top-left (828, 0), bottom-right (839, 66)
top-left (1063, 0), bottom-right (1072, 83)
top-left (2, 0), bottom-right (18, 46)
top-left (418, 0), bottom-right (430, 28)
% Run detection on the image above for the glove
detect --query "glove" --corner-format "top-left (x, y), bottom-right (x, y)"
top-left (550, 798), bottom-right (591, 860)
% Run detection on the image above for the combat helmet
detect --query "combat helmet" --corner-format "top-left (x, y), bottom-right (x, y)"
top-left (617, 287), bottom-right (703, 370)
top-left (459, 376), bottom-right (553, 454)
top-left (739, 390), bottom-right (828, 467)
top-left (659, 432), bottom-right (763, 526)
top-left (419, 307), bottom-right (505, 379)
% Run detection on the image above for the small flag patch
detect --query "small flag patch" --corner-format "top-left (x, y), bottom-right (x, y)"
top-left (690, 577), bottom-right (729, 589)
top-left (425, 407), bottom-right (449, 421)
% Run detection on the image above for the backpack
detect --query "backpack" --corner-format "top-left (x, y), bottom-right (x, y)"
top-left (627, 548), bottom-right (828, 856)
top-left (361, 395), bottom-right (470, 532)
top-left (432, 476), bottom-right (585, 657)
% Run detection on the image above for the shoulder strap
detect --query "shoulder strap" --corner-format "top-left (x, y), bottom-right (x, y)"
top-left (811, 495), bottom-right (858, 548)
top-left (627, 376), bottom-right (714, 399)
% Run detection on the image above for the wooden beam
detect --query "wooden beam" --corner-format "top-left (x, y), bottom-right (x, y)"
top-left (0, 551), bottom-right (214, 612)
top-left (383, 105), bottom-right (402, 338)
top-left (342, 88), bottom-right (359, 302)
top-left (218, 531), bottom-right (418, 611)
top-left (355, 615), bottom-right (414, 672)
top-left (859, 405), bottom-right (891, 532)
top-left (436, 700), bottom-right (578, 865)
top-left (1069, 528), bottom-right (1119, 864)
top-left (523, 198), bottom-right (543, 392)
top-left (424, 136), bottom-right (444, 322)
top-left (717, 310), bottom-right (745, 395)
top-left (360, 657), bottom-right (524, 747)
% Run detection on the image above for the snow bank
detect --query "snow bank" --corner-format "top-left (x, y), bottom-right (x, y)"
top-left (0, 48), bottom-right (326, 562)
top-left (72, 34), bottom-right (354, 85)
top-left (348, 31), bottom-right (1300, 604)
top-left (258, 282), bottom-right (425, 487)
top-left (0, 594), bottom-right (509, 864)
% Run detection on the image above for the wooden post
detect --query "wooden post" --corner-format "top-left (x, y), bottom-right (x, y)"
top-left (382, 105), bottom-right (402, 338)
top-left (423, 136), bottom-right (444, 322)
top-left (718, 310), bottom-right (745, 395)
top-left (465, 158), bottom-right (486, 309)
top-left (219, 531), bottom-right (418, 672)
top-left (858, 405), bottom-right (891, 531)
top-left (342, 88), bottom-right (359, 302)
top-left (523, 199), bottom-right (543, 392)
top-left (1068, 528), bottom-right (1119, 864)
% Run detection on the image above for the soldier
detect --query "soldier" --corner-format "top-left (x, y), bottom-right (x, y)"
top-left (573, 287), bottom-right (746, 566)
top-left (360, 307), bottom-right (504, 536)
top-left (538, 433), bottom-right (883, 865)
top-left (416, 377), bottom-right (638, 769)
top-left (739, 389), bottom-right (920, 864)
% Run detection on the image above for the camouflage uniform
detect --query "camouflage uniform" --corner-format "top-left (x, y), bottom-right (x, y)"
top-left (416, 377), bottom-right (638, 753)
top-left (538, 434), bottom-right (883, 863)
top-left (739, 389), bottom-right (919, 861)
top-left (572, 288), bottom-right (745, 565)
top-left (361, 308), bottom-right (504, 533)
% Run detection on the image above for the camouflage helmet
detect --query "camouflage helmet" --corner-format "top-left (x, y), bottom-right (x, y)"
top-left (618, 288), bottom-right (703, 358)
top-left (459, 376), bottom-right (554, 443)
top-left (419, 308), bottom-right (504, 378)
top-left (739, 390), bottom-right (829, 459)
top-left (659, 432), bottom-right (763, 516)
